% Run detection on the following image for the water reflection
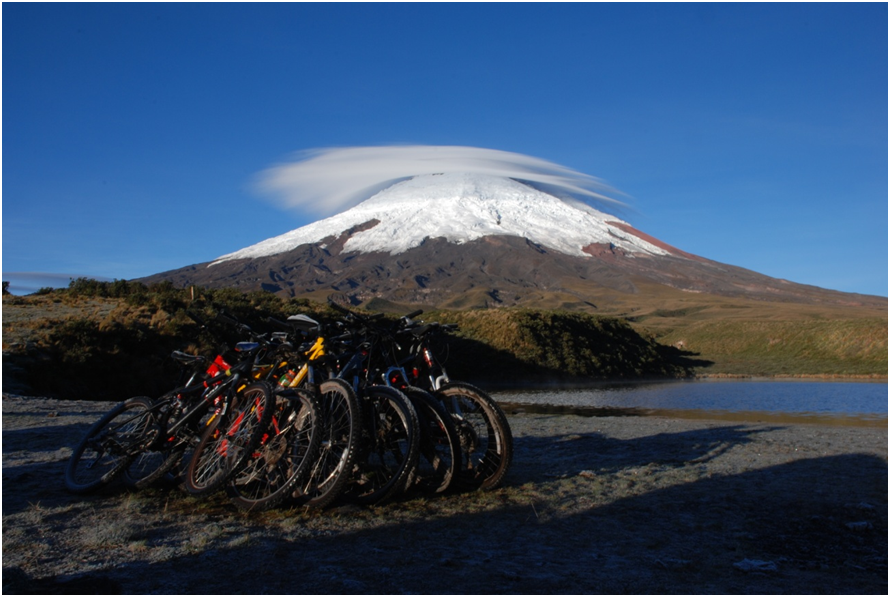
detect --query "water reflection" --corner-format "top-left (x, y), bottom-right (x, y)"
top-left (494, 379), bottom-right (888, 427)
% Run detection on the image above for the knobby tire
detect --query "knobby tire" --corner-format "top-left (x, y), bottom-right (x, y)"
top-left (403, 387), bottom-right (461, 494)
top-left (294, 379), bottom-right (361, 509)
top-left (347, 385), bottom-right (420, 506)
top-left (227, 388), bottom-right (322, 511)
top-left (183, 382), bottom-right (275, 496)
top-left (65, 397), bottom-right (155, 494)
top-left (435, 382), bottom-right (513, 491)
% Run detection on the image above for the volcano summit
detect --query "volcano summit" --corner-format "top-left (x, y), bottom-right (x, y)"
top-left (146, 173), bottom-right (881, 310)
top-left (215, 173), bottom-right (665, 262)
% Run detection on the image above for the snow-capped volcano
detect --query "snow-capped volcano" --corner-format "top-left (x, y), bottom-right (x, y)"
top-left (213, 173), bottom-right (669, 263)
top-left (142, 170), bottom-right (881, 310)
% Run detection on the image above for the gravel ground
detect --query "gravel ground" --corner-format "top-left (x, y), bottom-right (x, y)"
top-left (2, 393), bottom-right (886, 594)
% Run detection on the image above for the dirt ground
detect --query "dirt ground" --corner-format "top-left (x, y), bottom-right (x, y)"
top-left (2, 393), bottom-right (887, 594)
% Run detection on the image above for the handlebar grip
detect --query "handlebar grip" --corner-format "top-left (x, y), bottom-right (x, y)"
top-left (404, 309), bottom-right (423, 320)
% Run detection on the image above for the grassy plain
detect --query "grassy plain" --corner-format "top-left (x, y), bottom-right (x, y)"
top-left (372, 279), bottom-right (888, 379)
top-left (612, 291), bottom-right (887, 377)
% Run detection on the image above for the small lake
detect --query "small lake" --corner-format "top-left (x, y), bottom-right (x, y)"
top-left (493, 379), bottom-right (888, 427)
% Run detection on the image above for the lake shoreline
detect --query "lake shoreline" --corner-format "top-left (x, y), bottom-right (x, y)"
top-left (500, 401), bottom-right (888, 428)
top-left (493, 377), bottom-right (888, 428)
top-left (480, 373), bottom-right (888, 391)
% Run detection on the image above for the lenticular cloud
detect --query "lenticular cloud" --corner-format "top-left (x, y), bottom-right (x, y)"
top-left (256, 146), bottom-right (625, 217)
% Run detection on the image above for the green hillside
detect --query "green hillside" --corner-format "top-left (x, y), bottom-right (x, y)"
top-left (652, 319), bottom-right (887, 377)
top-left (2, 279), bottom-right (885, 400)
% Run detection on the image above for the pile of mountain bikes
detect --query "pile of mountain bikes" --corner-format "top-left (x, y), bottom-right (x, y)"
top-left (64, 302), bottom-right (513, 511)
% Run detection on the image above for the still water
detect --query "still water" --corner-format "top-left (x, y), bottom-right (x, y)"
top-left (493, 379), bottom-right (888, 426)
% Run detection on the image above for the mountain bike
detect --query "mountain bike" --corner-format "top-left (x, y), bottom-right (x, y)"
top-left (65, 396), bottom-right (158, 494)
top-left (226, 386), bottom-right (322, 511)
top-left (65, 348), bottom-right (245, 494)
top-left (181, 376), bottom-right (275, 496)
top-left (262, 314), bottom-right (363, 510)
top-left (320, 302), bottom-right (422, 505)
top-left (118, 350), bottom-right (238, 490)
top-left (323, 303), bottom-right (511, 491)
top-left (334, 307), bottom-right (461, 495)
top-left (394, 315), bottom-right (513, 491)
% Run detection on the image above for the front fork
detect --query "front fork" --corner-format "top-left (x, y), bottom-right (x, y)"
top-left (420, 347), bottom-right (450, 391)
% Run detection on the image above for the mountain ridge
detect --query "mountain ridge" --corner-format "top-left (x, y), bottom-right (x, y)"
top-left (142, 173), bottom-right (886, 312)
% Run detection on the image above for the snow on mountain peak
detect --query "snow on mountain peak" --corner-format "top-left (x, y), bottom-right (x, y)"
top-left (212, 173), bottom-right (669, 264)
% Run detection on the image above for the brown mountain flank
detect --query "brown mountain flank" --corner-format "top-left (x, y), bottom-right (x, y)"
top-left (142, 230), bottom-right (885, 313)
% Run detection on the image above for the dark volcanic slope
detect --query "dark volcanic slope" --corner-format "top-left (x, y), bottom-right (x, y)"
top-left (141, 225), bottom-right (884, 310)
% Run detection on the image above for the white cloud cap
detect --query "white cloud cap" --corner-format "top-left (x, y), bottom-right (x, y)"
top-left (256, 145), bottom-right (624, 217)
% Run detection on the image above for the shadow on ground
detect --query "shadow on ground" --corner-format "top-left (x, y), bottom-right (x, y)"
top-left (3, 422), bottom-right (886, 594)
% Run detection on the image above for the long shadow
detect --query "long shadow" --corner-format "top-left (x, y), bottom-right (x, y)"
top-left (511, 424), bottom-right (779, 482)
top-left (5, 418), bottom-right (886, 594)
top-left (2, 447), bottom-right (88, 515)
top-left (2, 423), bottom-right (94, 453)
top-left (4, 421), bottom-right (760, 515)
top-left (9, 450), bottom-right (883, 594)
top-left (3, 419), bottom-right (102, 515)
top-left (654, 342), bottom-right (715, 370)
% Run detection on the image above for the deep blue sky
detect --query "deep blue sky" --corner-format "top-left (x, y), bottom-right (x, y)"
top-left (3, 3), bottom-right (887, 296)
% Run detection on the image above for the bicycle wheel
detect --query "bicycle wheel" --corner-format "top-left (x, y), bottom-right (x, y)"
top-left (347, 385), bottom-right (420, 506)
top-left (294, 379), bottom-right (361, 509)
top-left (227, 388), bottom-right (322, 511)
top-left (403, 387), bottom-right (460, 494)
top-left (65, 397), bottom-right (155, 494)
top-left (183, 381), bottom-right (275, 496)
top-left (123, 438), bottom-right (186, 490)
top-left (435, 382), bottom-right (513, 491)
top-left (120, 393), bottom-right (190, 490)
